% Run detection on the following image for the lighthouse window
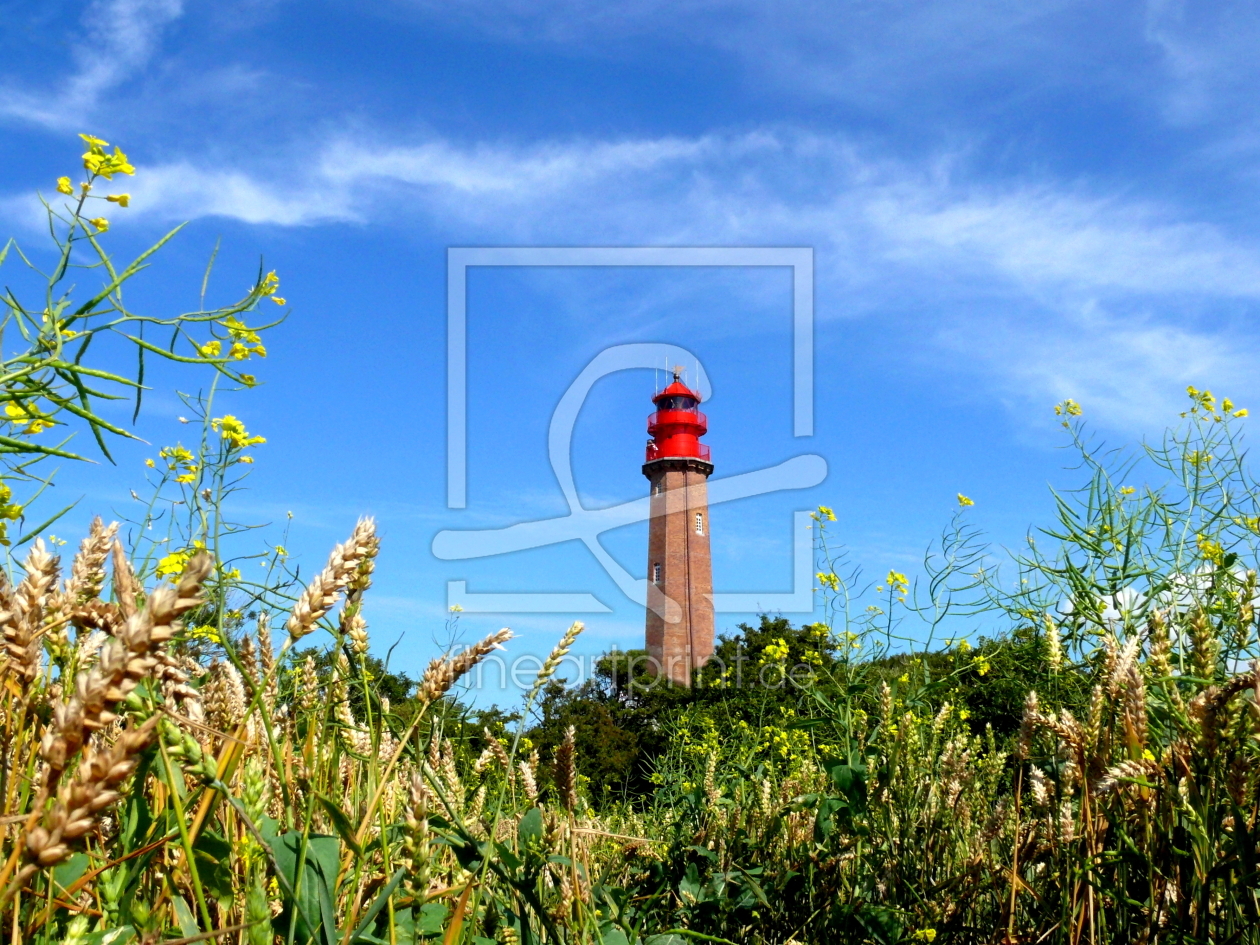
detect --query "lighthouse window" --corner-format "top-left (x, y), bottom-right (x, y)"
top-left (652, 481), bottom-right (662, 496)
top-left (659, 395), bottom-right (696, 411)
top-left (695, 512), bottom-right (704, 535)
top-left (652, 563), bottom-right (662, 584)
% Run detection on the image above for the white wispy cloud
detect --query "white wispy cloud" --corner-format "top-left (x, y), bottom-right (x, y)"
top-left (35, 126), bottom-right (1258, 432)
top-left (0, 0), bottom-right (185, 129)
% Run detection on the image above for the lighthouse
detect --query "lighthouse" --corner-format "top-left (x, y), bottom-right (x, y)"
top-left (643, 368), bottom-right (715, 685)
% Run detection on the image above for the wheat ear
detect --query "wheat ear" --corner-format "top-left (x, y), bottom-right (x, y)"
top-left (285, 517), bottom-right (376, 641)
top-left (39, 552), bottom-right (213, 783)
top-left (554, 725), bottom-right (577, 813)
top-left (527, 621), bottom-right (584, 701)
top-left (20, 716), bottom-right (159, 882)
top-left (65, 517), bottom-right (119, 603)
top-left (1, 540), bottom-right (60, 685)
top-left (416, 628), bottom-right (513, 706)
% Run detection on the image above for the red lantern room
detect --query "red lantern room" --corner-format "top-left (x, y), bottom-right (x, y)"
top-left (646, 371), bottom-right (711, 463)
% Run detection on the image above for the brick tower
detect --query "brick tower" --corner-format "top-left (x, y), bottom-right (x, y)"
top-left (643, 369), bottom-right (714, 685)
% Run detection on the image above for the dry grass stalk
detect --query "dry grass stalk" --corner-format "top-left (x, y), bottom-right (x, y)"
top-left (286, 517), bottom-right (376, 641)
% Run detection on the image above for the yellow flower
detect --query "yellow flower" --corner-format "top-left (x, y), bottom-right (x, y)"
top-left (156, 540), bottom-right (206, 580)
top-left (1235, 408), bottom-right (1249, 418)
top-left (237, 455), bottom-right (254, 464)
top-left (105, 194), bottom-right (130, 207)
top-left (957, 708), bottom-right (971, 721)
top-left (239, 374), bottom-right (257, 387)
top-left (222, 316), bottom-right (261, 343)
top-left (187, 624), bottom-right (222, 644)
top-left (198, 340), bottom-right (222, 358)
top-left (56, 176), bottom-right (73, 195)
top-left (912, 929), bottom-right (937, 941)
top-left (1197, 533), bottom-right (1225, 565)
top-left (87, 217), bottom-right (109, 232)
top-left (1053, 398), bottom-right (1082, 417)
top-left (817, 505), bottom-right (836, 521)
top-left (257, 270), bottom-right (280, 297)
top-left (5, 402), bottom-right (53, 434)
top-left (975, 656), bottom-right (992, 676)
top-left (449, 604), bottom-right (464, 613)
top-left (957, 493), bottom-right (974, 507)
top-left (1119, 486), bottom-right (1135, 495)
top-left (82, 141), bottom-right (134, 180)
top-left (271, 296), bottom-right (286, 305)
top-left (886, 570), bottom-right (909, 594)
top-left (816, 572), bottom-right (841, 592)
top-left (144, 458), bottom-right (155, 468)
top-left (211, 414), bottom-right (265, 449)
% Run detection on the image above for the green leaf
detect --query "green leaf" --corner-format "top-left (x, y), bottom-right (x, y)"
top-left (349, 866), bottom-right (405, 943)
top-left (418, 902), bottom-right (448, 936)
top-left (316, 793), bottom-right (364, 858)
top-left (13, 500), bottom-right (78, 547)
top-left (192, 829), bottom-right (235, 901)
top-left (825, 761), bottom-right (868, 813)
top-left (678, 862), bottom-right (703, 905)
top-left (51, 852), bottom-right (90, 894)
top-left (267, 831), bottom-right (341, 945)
top-left (855, 905), bottom-right (903, 945)
top-left (517, 807), bottom-right (544, 847)
top-left (83, 928), bottom-right (136, 945)
top-left (173, 895), bottom-right (199, 938)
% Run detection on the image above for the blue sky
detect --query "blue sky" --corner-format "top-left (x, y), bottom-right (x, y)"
top-left (3, 0), bottom-right (1260, 696)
